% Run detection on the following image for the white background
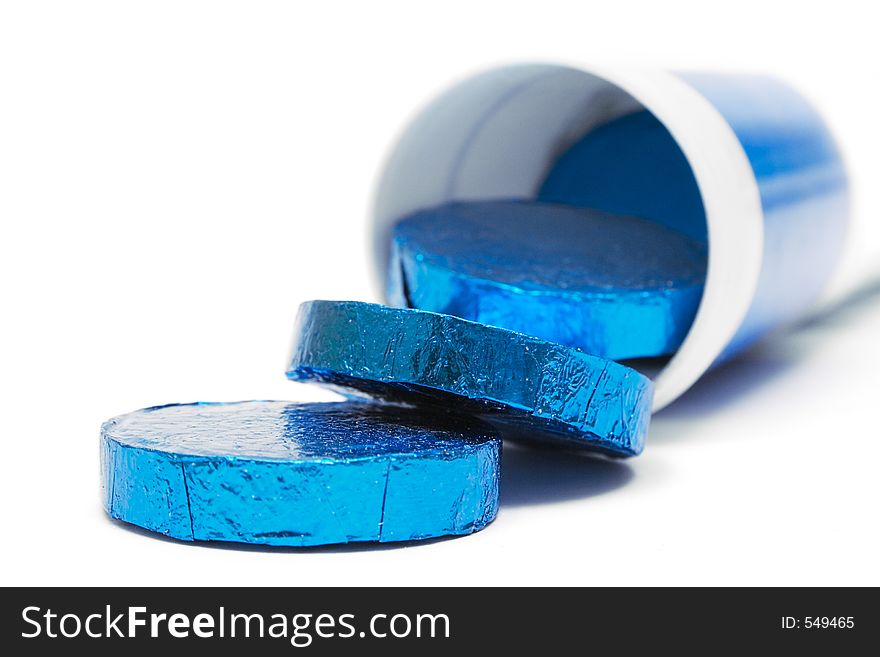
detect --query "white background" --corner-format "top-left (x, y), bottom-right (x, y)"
top-left (1, 1), bottom-right (878, 586)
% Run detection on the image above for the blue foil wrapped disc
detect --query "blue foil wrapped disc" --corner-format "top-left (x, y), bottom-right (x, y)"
top-left (388, 200), bottom-right (707, 360)
top-left (287, 301), bottom-right (653, 456)
top-left (101, 401), bottom-right (500, 546)
top-left (538, 110), bottom-right (708, 241)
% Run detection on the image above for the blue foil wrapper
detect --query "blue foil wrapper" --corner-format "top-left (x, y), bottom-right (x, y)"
top-left (101, 401), bottom-right (500, 546)
top-left (287, 301), bottom-right (653, 457)
top-left (388, 200), bottom-right (707, 360)
top-left (537, 110), bottom-right (708, 241)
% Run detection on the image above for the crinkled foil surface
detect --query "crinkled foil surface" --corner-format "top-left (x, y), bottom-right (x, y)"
top-left (287, 301), bottom-right (653, 457)
top-left (388, 200), bottom-right (706, 360)
top-left (101, 401), bottom-right (500, 546)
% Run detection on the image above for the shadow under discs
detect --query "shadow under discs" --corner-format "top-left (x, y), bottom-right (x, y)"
top-left (500, 443), bottom-right (634, 507)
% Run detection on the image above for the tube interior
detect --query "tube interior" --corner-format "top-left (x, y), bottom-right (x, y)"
top-left (373, 64), bottom-right (710, 378)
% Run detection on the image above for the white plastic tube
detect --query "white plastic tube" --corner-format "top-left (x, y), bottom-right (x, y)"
top-left (372, 63), bottom-right (857, 410)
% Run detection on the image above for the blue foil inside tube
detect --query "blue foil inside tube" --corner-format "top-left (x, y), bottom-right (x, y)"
top-left (287, 301), bottom-right (653, 457)
top-left (389, 200), bottom-right (707, 360)
top-left (538, 110), bottom-right (708, 241)
top-left (101, 401), bottom-right (501, 546)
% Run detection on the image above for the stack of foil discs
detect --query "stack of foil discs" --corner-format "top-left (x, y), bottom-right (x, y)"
top-left (102, 112), bottom-right (708, 546)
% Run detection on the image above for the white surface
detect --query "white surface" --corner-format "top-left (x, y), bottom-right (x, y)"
top-left (1, 1), bottom-right (878, 586)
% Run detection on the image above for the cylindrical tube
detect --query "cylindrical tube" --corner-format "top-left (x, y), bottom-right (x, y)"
top-left (372, 63), bottom-right (856, 410)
